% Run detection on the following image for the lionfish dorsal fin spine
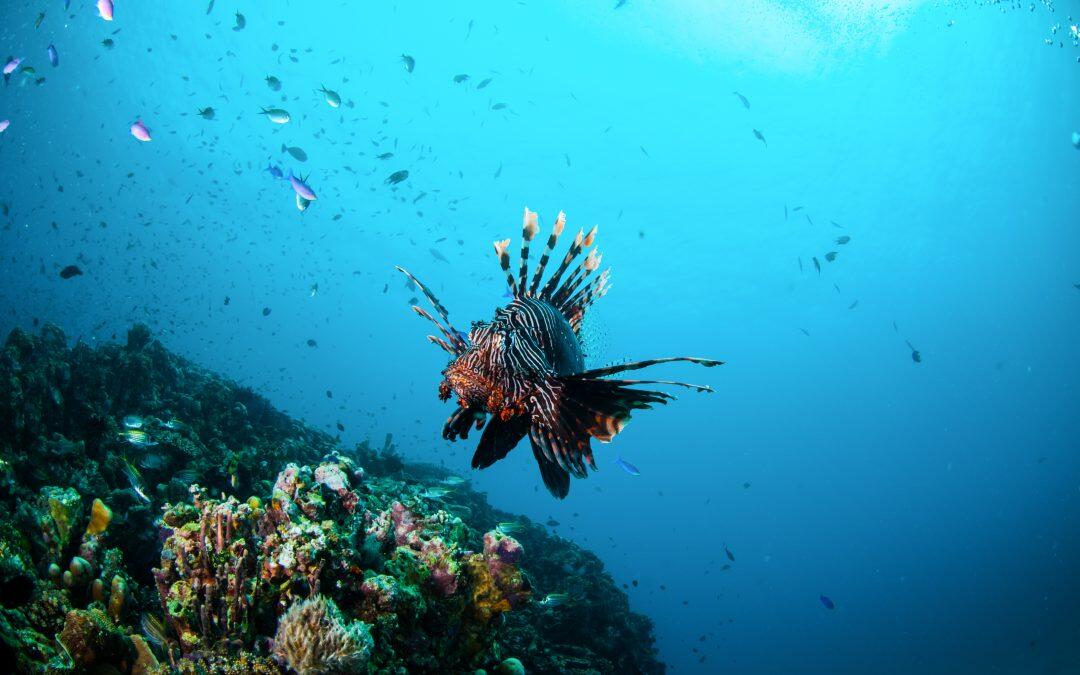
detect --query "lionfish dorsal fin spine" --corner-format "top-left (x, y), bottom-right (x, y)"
top-left (493, 238), bottom-right (518, 296)
top-left (528, 211), bottom-right (565, 296)
top-left (539, 227), bottom-right (586, 300)
top-left (518, 207), bottom-right (539, 296)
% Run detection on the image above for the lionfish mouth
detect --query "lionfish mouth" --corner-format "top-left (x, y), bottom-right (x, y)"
top-left (397, 207), bottom-right (723, 498)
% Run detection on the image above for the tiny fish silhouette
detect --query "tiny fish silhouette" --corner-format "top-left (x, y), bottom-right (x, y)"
top-left (733, 91), bottom-right (750, 109)
top-left (59, 265), bottom-right (82, 279)
top-left (752, 129), bottom-right (767, 147)
top-left (614, 456), bottom-right (641, 476)
top-left (820, 595), bottom-right (835, 610)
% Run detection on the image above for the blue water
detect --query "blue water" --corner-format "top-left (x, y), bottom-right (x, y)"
top-left (2, 1), bottom-right (1079, 672)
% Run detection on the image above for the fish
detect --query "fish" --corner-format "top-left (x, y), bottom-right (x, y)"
top-left (3, 57), bottom-right (22, 78)
top-left (385, 169), bottom-right (409, 185)
top-left (401, 54), bottom-right (415, 73)
top-left (130, 120), bottom-right (152, 142)
top-left (309, 283), bottom-right (319, 298)
top-left (265, 163), bottom-right (283, 179)
top-left (160, 418), bottom-right (188, 431)
top-left (835, 236), bottom-right (850, 245)
top-left (421, 486), bottom-right (452, 499)
top-left (262, 307), bottom-right (272, 316)
top-left (824, 252), bottom-right (837, 262)
top-left (197, 107), bottom-right (215, 120)
top-left (453, 74), bottom-right (470, 83)
top-left (733, 91), bottom-right (750, 109)
top-left (539, 593), bottom-right (570, 607)
top-left (120, 429), bottom-right (158, 448)
top-left (35, 12), bottom-right (45, 28)
top-left (441, 475), bottom-right (467, 486)
top-left (752, 129), bottom-right (767, 147)
top-left (265, 75), bottom-right (282, 91)
top-left (812, 257), bottom-right (820, 274)
top-left (375, 152), bottom-right (394, 160)
top-left (429, 248), bottom-right (448, 263)
top-left (122, 415), bottom-right (144, 429)
top-left (259, 107), bottom-right (290, 124)
top-left (820, 595), bottom-right (835, 610)
top-left (281, 144), bottom-right (307, 162)
top-left (47, 45), bottom-right (59, 67)
top-left (906, 341), bottom-right (921, 363)
top-left (306, 339), bottom-right (318, 348)
top-left (1072, 132), bottom-right (1079, 148)
top-left (232, 11), bottom-right (245, 31)
top-left (205, 0), bottom-right (214, 13)
top-left (122, 459), bottom-right (151, 503)
top-left (318, 85), bottom-right (341, 108)
top-left (614, 456), bottom-right (640, 476)
top-left (0, 120), bottom-right (9, 134)
top-left (615, 0), bottom-right (628, 7)
top-left (397, 207), bottom-right (723, 498)
top-left (495, 521), bottom-right (525, 536)
top-left (101, 39), bottom-right (115, 50)
top-left (476, 77), bottom-right (492, 89)
top-left (59, 265), bottom-right (83, 279)
top-left (97, 0), bottom-right (113, 21)
top-left (288, 173), bottom-right (317, 201)
top-left (724, 545), bottom-right (735, 562)
top-left (848, 300), bottom-right (859, 310)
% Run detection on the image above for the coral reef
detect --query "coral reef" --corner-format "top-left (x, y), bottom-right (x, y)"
top-left (0, 324), bottom-right (664, 673)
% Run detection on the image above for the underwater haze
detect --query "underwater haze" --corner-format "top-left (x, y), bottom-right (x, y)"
top-left (2, 0), bottom-right (1079, 673)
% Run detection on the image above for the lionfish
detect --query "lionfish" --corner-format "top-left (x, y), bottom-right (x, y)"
top-left (397, 208), bottom-right (722, 498)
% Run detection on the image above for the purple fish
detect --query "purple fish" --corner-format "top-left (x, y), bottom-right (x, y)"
top-left (265, 163), bottom-right (283, 179)
top-left (130, 119), bottom-right (151, 142)
top-left (3, 57), bottom-right (22, 76)
top-left (97, 0), bottom-right (114, 21)
top-left (288, 172), bottom-right (316, 201)
top-left (820, 595), bottom-right (835, 610)
top-left (0, 120), bottom-right (10, 134)
top-left (47, 45), bottom-right (58, 67)
top-left (614, 456), bottom-right (641, 476)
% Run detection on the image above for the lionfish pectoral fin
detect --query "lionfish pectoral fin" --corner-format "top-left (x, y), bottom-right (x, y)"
top-left (444, 406), bottom-right (484, 442)
top-left (556, 375), bottom-right (674, 444)
top-left (528, 430), bottom-right (571, 499)
top-left (470, 415), bottom-right (529, 470)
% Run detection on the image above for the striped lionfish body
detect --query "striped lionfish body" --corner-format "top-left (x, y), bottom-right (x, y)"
top-left (397, 208), bottom-right (722, 498)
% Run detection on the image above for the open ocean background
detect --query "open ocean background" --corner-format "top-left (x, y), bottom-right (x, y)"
top-left (2, 1), bottom-right (1078, 672)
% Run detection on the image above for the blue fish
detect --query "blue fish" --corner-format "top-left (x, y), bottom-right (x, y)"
top-left (614, 456), bottom-right (640, 476)
top-left (820, 595), bottom-right (835, 610)
top-left (265, 163), bottom-right (283, 179)
top-left (47, 45), bottom-right (58, 67)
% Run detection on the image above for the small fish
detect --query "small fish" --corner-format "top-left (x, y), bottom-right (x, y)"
top-left (265, 163), bottom-right (283, 179)
top-left (59, 264), bottom-right (82, 279)
top-left (35, 12), bottom-right (46, 28)
top-left (47, 45), bottom-right (59, 67)
top-left (806, 215), bottom-right (815, 227)
top-left (375, 152), bottom-right (394, 160)
top-left (429, 248), bottom-right (448, 263)
top-left (130, 120), bottom-right (152, 142)
top-left (545, 517), bottom-right (560, 527)
top-left (288, 172), bottom-right (317, 201)
top-left (259, 107), bottom-right (290, 124)
top-left (401, 54), bottom-right (415, 73)
top-left (421, 486), bottom-right (452, 499)
top-left (101, 38), bottom-right (115, 50)
top-left (724, 545), bottom-right (735, 562)
top-left (491, 102), bottom-right (507, 111)
top-left (265, 75), bottom-right (282, 91)
top-left (97, 0), bottom-right (114, 21)
top-left (824, 252), bottom-right (837, 262)
top-left (835, 236), bottom-right (850, 245)
top-left (309, 283), bottom-right (319, 298)
top-left (232, 11), bottom-right (245, 31)
top-left (831, 221), bottom-right (844, 229)
top-left (614, 456), bottom-right (641, 476)
top-left (120, 429), bottom-right (158, 448)
top-left (496, 521), bottom-right (524, 536)
top-left (453, 74), bottom-right (469, 83)
top-left (318, 85), bottom-right (340, 108)
top-left (442, 475), bottom-right (467, 486)
top-left (812, 257), bottom-right (821, 274)
top-left (197, 107), bottom-right (215, 120)
top-left (0, 120), bottom-right (9, 134)
top-left (799, 328), bottom-right (810, 336)
top-left (752, 129), bottom-right (767, 147)
top-left (281, 144), bottom-right (307, 162)
top-left (306, 339), bottom-right (317, 348)
top-left (733, 91), bottom-right (750, 109)
top-left (476, 77), bottom-right (492, 89)
top-left (848, 300), bottom-right (858, 310)
top-left (906, 341), bottom-right (921, 363)
top-left (3, 57), bottom-right (22, 77)
top-left (160, 418), bottom-right (188, 431)
top-left (123, 459), bottom-right (151, 503)
top-left (615, 0), bottom-right (628, 7)
top-left (122, 415), bottom-right (144, 429)
top-left (385, 169), bottom-right (409, 185)
top-left (262, 307), bottom-right (272, 316)
top-left (539, 593), bottom-right (570, 607)
top-left (820, 595), bottom-right (835, 610)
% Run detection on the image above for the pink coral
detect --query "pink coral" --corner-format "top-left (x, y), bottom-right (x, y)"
top-left (484, 531), bottom-right (523, 565)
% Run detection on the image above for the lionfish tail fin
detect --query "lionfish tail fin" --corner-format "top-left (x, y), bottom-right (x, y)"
top-left (395, 266), bottom-right (468, 353)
